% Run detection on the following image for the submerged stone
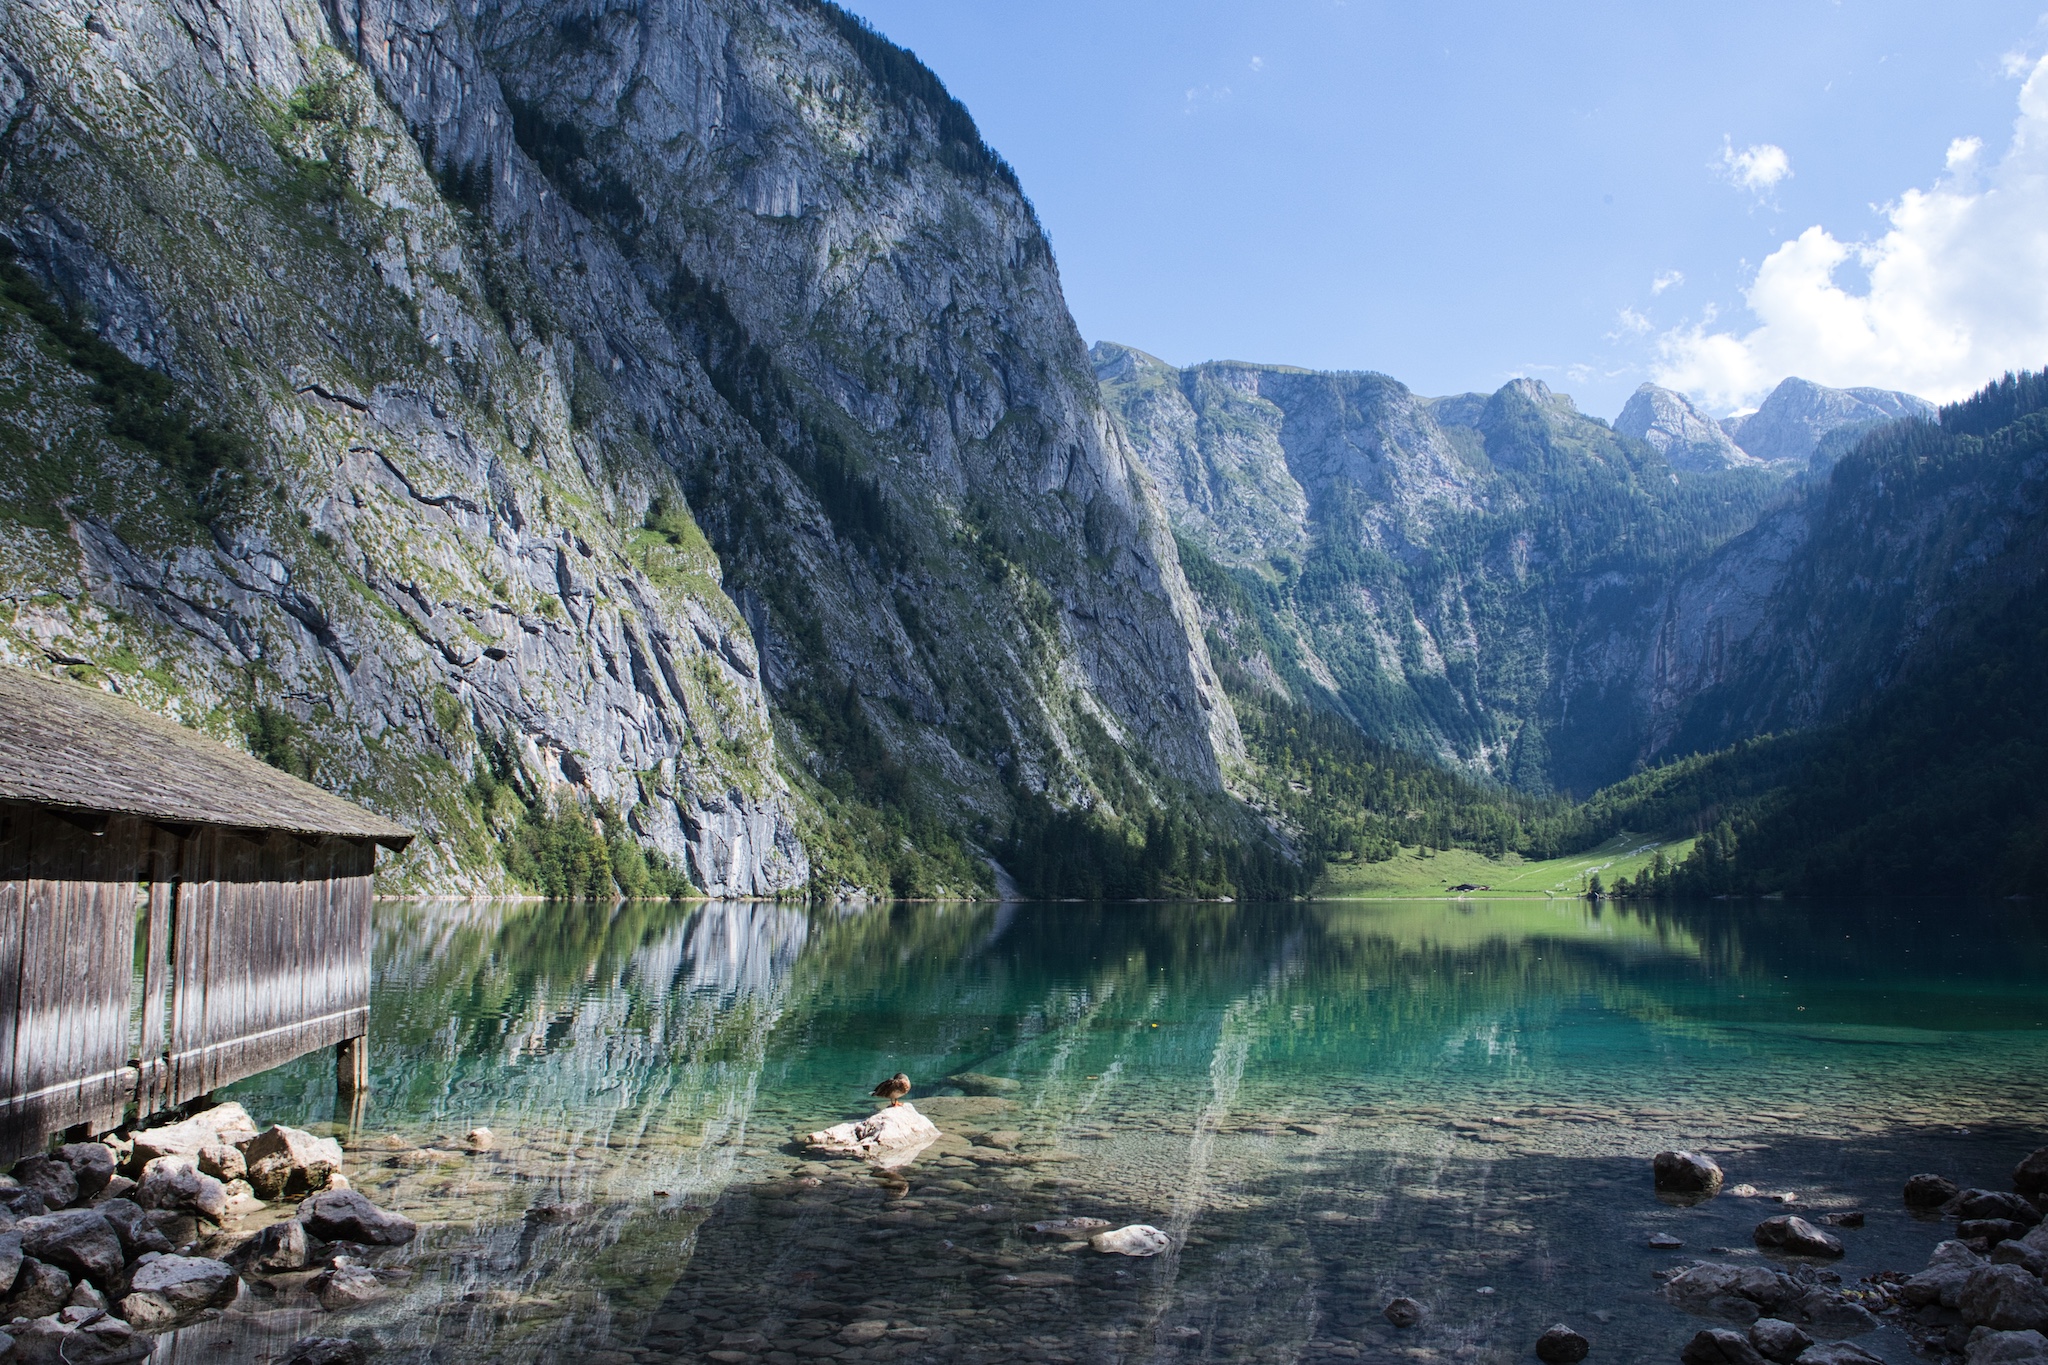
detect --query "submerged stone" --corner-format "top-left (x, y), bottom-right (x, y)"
top-left (1090, 1224), bottom-right (1170, 1257)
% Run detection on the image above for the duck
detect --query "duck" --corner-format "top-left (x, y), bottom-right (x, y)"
top-left (871, 1072), bottom-right (911, 1107)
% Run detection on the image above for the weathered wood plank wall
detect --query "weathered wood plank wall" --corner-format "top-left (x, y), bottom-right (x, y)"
top-left (163, 828), bottom-right (372, 1106)
top-left (0, 807), bottom-right (373, 1164)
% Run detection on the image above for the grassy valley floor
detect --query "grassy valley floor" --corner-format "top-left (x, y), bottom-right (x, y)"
top-left (1312, 832), bottom-right (1695, 899)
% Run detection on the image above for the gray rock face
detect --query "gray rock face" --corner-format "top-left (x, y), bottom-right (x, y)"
top-left (237, 1126), bottom-right (343, 1201)
top-left (6, 1311), bottom-right (146, 1365)
top-left (1754, 1215), bottom-right (1844, 1258)
top-left (0, 0), bottom-right (1243, 895)
top-left (1617, 385), bottom-right (1760, 472)
top-left (134, 1157), bottom-right (228, 1221)
top-left (1961, 1190), bottom-right (2044, 1227)
top-left (1666, 1262), bottom-right (1803, 1317)
top-left (6, 1258), bottom-right (73, 1318)
top-left (1798, 1345), bottom-right (1885, 1365)
top-left (121, 1253), bottom-right (240, 1310)
top-left (1682, 1327), bottom-right (1768, 1364)
top-left (129, 1105), bottom-right (257, 1166)
top-left (1656, 1150), bottom-right (1725, 1198)
top-left (1748, 1317), bottom-right (1813, 1363)
top-left (310, 1261), bottom-right (383, 1311)
top-left (1098, 347), bottom-right (1693, 786)
top-left (294, 1189), bottom-right (417, 1246)
top-left (1960, 1265), bottom-right (2048, 1333)
top-left (15, 1209), bottom-right (124, 1284)
top-left (1723, 376), bottom-right (1934, 470)
top-left (54, 1146), bottom-right (116, 1202)
top-left (1969, 1329), bottom-right (2048, 1364)
top-left (1908, 1240), bottom-right (1990, 1308)
top-left (1908, 1173), bottom-right (1962, 1207)
top-left (12, 1157), bottom-right (78, 1211)
top-left (92, 1200), bottom-right (172, 1259)
top-left (1534, 1324), bottom-right (1590, 1362)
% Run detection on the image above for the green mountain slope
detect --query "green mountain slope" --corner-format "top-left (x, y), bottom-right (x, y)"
top-left (1577, 371), bottom-right (2048, 897)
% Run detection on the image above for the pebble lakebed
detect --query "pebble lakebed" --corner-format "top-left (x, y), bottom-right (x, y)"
top-left (167, 897), bottom-right (2048, 1364)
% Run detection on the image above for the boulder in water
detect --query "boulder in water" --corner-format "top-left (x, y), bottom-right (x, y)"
top-left (1748, 1318), bottom-right (1812, 1363)
top-left (1383, 1296), bottom-right (1426, 1328)
top-left (295, 1189), bottom-right (417, 1246)
top-left (1090, 1224), bottom-right (1170, 1257)
top-left (946, 1073), bottom-right (1021, 1096)
top-left (1753, 1215), bottom-right (1843, 1258)
top-left (1906, 1173), bottom-right (1961, 1208)
top-left (238, 1126), bottom-right (344, 1200)
top-left (1655, 1151), bottom-right (1725, 1200)
top-left (803, 1104), bottom-right (942, 1168)
top-left (1960, 1190), bottom-right (2043, 1227)
top-left (1535, 1324), bottom-right (1589, 1362)
top-left (1680, 1328), bottom-right (1767, 1364)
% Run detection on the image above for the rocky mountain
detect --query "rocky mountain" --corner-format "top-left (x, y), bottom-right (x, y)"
top-left (1614, 384), bottom-right (1759, 472)
top-left (0, 0), bottom-right (1239, 895)
top-left (1618, 371), bottom-right (2048, 763)
top-left (1603, 369), bottom-right (2048, 895)
top-left (1100, 336), bottom-right (2043, 832)
top-left (1096, 342), bottom-right (1786, 794)
top-left (1721, 377), bottom-right (1934, 471)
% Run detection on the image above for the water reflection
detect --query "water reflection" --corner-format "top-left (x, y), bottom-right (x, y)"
top-left (177, 897), bottom-right (2048, 1364)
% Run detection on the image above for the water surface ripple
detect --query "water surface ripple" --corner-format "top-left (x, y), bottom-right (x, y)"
top-left (173, 897), bottom-right (2047, 1364)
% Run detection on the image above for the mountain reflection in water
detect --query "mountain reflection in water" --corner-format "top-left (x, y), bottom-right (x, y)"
top-left (169, 898), bottom-right (2047, 1365)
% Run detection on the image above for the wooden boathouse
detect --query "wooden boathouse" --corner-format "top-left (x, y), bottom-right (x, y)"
top-left (0, 665), bottom-right (411, 1163)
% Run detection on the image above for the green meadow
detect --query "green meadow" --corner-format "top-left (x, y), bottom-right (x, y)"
top-left (1311, 832), bottom-right (1696, 899)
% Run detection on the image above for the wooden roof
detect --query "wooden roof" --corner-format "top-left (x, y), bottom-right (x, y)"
top-left (0, 665), bottom-right (413, 848)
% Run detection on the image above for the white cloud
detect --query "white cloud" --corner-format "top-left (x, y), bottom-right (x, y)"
top-left (1611, 306), bottom-right (1653, 339)
top-left (1946, 135), bottom-right (1983, 170)
top-left (1651, 270), bottom-right (1685, 295)
top-left (2003, 49), bottom-right (2036, 79)
top-left (1183, 84), bottom-right (1232, 113)
top-left (1718, 138), bottom-right (1792, 194)
top-left (1249, 55), bottom-right (1265, 72)
top-left (1654, 54), bottom-right (2048, 410)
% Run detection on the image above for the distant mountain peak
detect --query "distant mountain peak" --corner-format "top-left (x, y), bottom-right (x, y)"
top-left (1722, 376), bottom-right (1935, 471)
top-left (1615, 383), bottom-right (1762, 473)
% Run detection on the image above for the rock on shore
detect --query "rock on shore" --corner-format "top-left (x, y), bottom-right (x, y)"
top-left (0, 1104), bottom-right (419, 1350)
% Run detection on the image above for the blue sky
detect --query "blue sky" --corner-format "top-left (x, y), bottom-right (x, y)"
top-left (840, 1), bottom-right (2048, 418)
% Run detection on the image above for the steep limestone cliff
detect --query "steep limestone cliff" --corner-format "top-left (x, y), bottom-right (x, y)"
top-left (1098, 342), bottom-right (1782, 794)
top-left (0, 0), bottom-right (1240, 895)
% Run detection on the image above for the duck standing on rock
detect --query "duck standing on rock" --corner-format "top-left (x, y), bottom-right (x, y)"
top-left (872, 1073), bottom-right (912, 1107)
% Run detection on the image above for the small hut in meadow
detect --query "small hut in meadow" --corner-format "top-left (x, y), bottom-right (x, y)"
top-left (0, 665), bottom-right (411, 1163)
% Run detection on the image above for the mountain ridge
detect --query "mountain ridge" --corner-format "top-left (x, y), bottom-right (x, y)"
top-left (0, 0), bottom-right (1247, 897)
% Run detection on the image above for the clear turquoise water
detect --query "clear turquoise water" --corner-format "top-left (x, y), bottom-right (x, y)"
top-left (183, 897), bottom-right (2048, 1365)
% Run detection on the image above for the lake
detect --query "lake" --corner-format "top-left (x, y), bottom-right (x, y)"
top-left (181, 896), bottom-right (2048, 1364)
